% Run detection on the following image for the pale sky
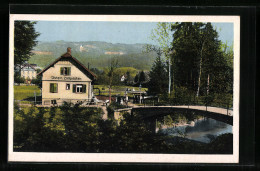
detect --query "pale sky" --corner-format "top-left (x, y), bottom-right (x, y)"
top-left (34, 21), bottom-right (234, 46)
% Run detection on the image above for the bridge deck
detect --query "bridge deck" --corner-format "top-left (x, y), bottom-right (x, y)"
top-left (117, 105), bottom-right (233, 116)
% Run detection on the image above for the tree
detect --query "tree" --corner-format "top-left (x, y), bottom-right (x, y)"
top-left (106, 59), bottom-right (119, 104)
top-left (134, 73), bottom-right (139, 83)
top-left (171, 22), bottom-right (229, 97)
top-left (125, 71), bottom-right (131, 85)
top-left (147, 51), bottom-right (168, 95)
top-left (139, 70), bottom-right (146, 84)
top-left (171, 22), bottom-right (202, 94)
top-left (14, 21), bottom-right (40, 72)
top-left (133, 70), bottom-right (146, 86)
top-left (150, 22), bottom-right (174, 95)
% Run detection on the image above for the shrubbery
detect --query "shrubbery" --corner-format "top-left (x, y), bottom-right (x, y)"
top-left (14, 73), bottom-right (25, 84)
top-left (13, 102), bottom-right (233, 153)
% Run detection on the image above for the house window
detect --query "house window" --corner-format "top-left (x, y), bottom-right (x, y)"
top-left (51, 100), bottom-right (57, 104)
top-left (66, 84), bottom-right (70, 90)
top-left (50, 83), bottom-right (58, 93)
top-left (76, 85), bottom-right (82, 92)
top-left (60, 67), bottom-right (71, 76)
top-left (73, 84), bottom-right (86, 93)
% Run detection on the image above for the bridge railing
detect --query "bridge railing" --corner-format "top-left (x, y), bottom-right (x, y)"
top-left (141, 99), bottom-right (232, 116)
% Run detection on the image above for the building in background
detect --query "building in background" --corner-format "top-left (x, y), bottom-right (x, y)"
top-left (38, 47), bottom-right (96, 106)
top-left (20, 63), bottom-right (37, 84)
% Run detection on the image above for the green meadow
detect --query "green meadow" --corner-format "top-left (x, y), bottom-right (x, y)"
top-left (14, 85), bottom-right (41, 100)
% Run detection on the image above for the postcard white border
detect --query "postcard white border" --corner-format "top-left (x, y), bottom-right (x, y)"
top-left (9, 14), bottom-right (240, 163)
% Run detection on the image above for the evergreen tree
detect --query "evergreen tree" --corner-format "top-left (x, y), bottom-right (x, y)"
top-left (125, 71), bottom-right (131, 84)
top-left (139, 70), bottom-right (146, 84)
top-left (147, 53), bottom-right (168, 95)
top-left (134, 73), bottom-right (139, 83)
top-left (171, 22), bottom-right (232, 96)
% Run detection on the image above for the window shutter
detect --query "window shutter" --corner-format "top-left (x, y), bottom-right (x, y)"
top-left (73, 84), bottom-right (76, 93)
top-left (82, 84), bottom-right (86, 93)
top-left (50, 83), bottom-right (54, 93)
top-left (54, 83), bottom-right (58, 93)
top-left (68, 67), bottom-right (71, 75)
top-left (60, 67), bottom-right (63, 75)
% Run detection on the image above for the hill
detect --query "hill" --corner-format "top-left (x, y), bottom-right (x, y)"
top-left (29, 41), bottom-right (158, 71)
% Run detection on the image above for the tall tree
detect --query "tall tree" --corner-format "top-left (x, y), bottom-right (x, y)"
top-left (105, 59), bottom-right (119, 104)
top-left (134, 74), bottom-right (139, 84)
top-left (139, 70), bottom-right (146, 84)
top-left (147, 51), bottom-right (168, 95)
top-left (150, 22), bottom-right (174, 95)
top-left (171, 22), bottom-right (200, 93)
top-left (171, 22), bottom-right (227, 97)
top-left (125, 71), bottom-right (131, 84)
top-left (14, 21), bottom-right (40, 71)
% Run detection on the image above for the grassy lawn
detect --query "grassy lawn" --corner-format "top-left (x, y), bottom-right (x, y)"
top-left (14, 85), bottom-right (41, 100)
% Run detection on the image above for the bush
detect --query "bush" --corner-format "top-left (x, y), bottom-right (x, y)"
top-left (212, 93), bottom-right (233, 108)
top-left (14, 73), bottom-right (25, 84)
top-left (31, 75), bottom-right (42, 87)
top-left (13, 102), bottom-right (233, 154)
top-left (202, 94), bottom-right (215, 106)
top-left (170, 86), bottom-right (193, 105)
top-left (206, 133), bottom-right (233, 154)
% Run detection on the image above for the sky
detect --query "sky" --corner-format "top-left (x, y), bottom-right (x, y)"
top-left (34, 21), bottom-right (234, 46)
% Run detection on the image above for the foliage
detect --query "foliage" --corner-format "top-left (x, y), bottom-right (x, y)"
top-left (14, 72), bottom-right (25, 84)
top-left (106, 59), bottom-right (119, 104)
top-left (93, 67), bottom-right (139, 86)
top-left (14, 21), bottom-right (40, 69)
top-left (147, 54), bottom-right (168, 95)
top-left (170, 86), bottom-right (193, 105)
top-left (150, 22), bottom-right (173, 59)
top-left (14, 103), bottom-right (103, 152)
top-left (206, 133), bottom-right (233, 154)
top-left (171, 22), bottom-right (233, 97)
top-left (133, 70), bottom-right (149, 86)
top-left (60, 102), bottom-right (103, 152)
top-left (14, 106), bottom-right (65, 152)
top-left (31, 75), bottom-right (42, 87)
top-left (13, 103), bottom-right (233, 154)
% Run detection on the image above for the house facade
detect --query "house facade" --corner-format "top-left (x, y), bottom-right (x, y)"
top-left (20, 63), bottom-right (37, 81)
top-left (38, 48), bottom-right (96, 106)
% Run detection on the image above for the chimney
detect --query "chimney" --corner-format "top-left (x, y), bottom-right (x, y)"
top-left (62, 47), bottom-right (72, 57)
top-left (67, 47), bottom-right (71, 54)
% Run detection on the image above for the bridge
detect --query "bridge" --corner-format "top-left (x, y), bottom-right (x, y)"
top-left (114, 105), bottom-right (233, 126)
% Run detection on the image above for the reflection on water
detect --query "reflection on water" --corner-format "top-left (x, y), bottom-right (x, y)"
top-left (159, 118), bottom-right (232, 143)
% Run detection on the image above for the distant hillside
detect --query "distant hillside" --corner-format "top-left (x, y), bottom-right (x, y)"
top-left (29, 41), bottom-right (158, 71)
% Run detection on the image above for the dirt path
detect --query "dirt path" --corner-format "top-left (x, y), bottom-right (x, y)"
top-left (100, 105), bottom-right (108, 120)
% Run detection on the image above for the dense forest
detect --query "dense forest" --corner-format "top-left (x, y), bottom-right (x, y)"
top-left (146, 22), bottom-right (233, 106)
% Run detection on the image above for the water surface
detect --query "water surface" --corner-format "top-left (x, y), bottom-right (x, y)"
top-left (159, 117), bottom-right (232, 143)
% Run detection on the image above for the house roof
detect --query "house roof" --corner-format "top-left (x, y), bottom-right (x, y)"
top-left (21, 63), bottom-right (36, 71)
top-left (37, 51), bottom-right (96, 80)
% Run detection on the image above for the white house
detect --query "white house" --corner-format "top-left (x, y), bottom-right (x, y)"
top-left (38, 47), bottom-right (96, 106)
top-left (20, 63), bottom-right (37, 80)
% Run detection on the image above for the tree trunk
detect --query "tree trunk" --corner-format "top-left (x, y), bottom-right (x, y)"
top-left (168, 58), bottom-right (171, 95)
top-left (196, 41), bottom-right (205, 97)
top-left (109, 86), bottom-right (111, 105)
top-left (109, 78), bottom-right (112, 105)
top-left (207, 74), bottom-right (210, 95)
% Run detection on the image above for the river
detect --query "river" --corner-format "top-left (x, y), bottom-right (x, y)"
top-left (157, 117), bottom-right (232, 143)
